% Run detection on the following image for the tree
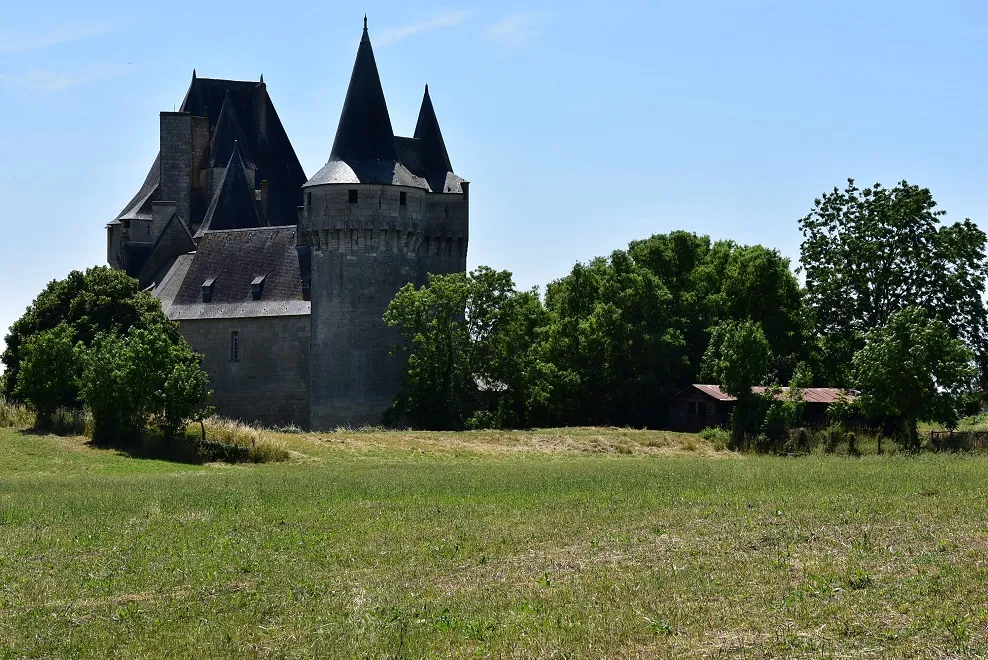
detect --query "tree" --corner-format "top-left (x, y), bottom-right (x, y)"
top-left (12, 323), bottom-right (77, 427)
top-left (701, 320), bottom-right (772, 447)
top-left (799, 179), bottom-right (988, 386)
top-left (384, 267), bottom-right (552, 430)
top-left (852, 306), bottom-right (976, 450)
top-left (78, 325), bottom-right (210, 445)
top-left (3, 266), bottom-right (178, 404)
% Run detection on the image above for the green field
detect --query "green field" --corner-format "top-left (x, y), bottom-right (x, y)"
top-left (1, 427), bottom-right (987, 657)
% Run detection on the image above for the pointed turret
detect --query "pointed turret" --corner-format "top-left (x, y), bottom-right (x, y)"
top-left (197, 142), bottom-right (264, 236)
top-left (329, 17), bottom-right (397, 165)
top-left (414, 84), bottom-right (453, 193)
top-left (208, 90), bottom-right (257, 170)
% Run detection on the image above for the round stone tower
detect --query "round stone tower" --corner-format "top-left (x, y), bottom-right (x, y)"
top-left (301, 18), bottom-right (469, 428)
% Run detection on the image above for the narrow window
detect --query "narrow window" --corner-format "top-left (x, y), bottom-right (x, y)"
top-left (688, 401), bottom-right (697, 418)
top-left (306, 192), bottom-right (312, 207)
top-left (230, 331), bottom-right (240, 362)
top-left (348, 189), bottom-right (359, 204)
top-left (698, 401), bottom-right (707, 419)
top-left (399, 191), bottom-right (407, 206)
top-left (122, 219), bottom-right (131, 230)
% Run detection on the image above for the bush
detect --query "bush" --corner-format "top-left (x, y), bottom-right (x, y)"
top-left (13, 323), bottom-right (77, 427)
top-left (0, 397), bottom-right (35, 428)
top-left (79, 326), bottom-right (210, 446)
top-left (698, 426), bottom-right (730, 451)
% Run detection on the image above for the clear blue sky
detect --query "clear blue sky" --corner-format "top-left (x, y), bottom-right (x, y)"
top-left (2, 0), bottom-right (987, 351)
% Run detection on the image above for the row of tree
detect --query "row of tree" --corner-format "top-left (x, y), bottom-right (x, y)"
top-left (384, 180), bottom-right (988, 446)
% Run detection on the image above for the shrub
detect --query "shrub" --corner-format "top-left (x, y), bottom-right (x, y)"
top-left (192, 417), bottom-right (290, 463)
top-left (0, 397), bottom-right (35, 428)
top-left (78, 326), bottom-right (210, 446)
top-left (698, 426), bottom-right (730, 451)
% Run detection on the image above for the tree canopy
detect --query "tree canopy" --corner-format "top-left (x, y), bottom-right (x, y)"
top-left (799, 179), bottom-right (988, 386)
top-left (2, 266), bottom-right (179, 405)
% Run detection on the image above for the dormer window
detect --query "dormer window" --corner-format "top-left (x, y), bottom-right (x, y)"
top-left (348, 189), bottom-right (359, 204)
top-left (251, 274), bottom-right (266, 300)
top-left (201, 277), bottom-right (217, 303)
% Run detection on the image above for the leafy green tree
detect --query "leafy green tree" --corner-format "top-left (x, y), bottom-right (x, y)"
top-left (799, 179), bottom-right (988, 385)
top-left (852, 306), bottom-right (976, 450)
top-left (384, 267), bottom-right (551, 429)
top-left (12, 322), bottom-right (77, 427)
top-left (78, 325), bottom-right (210, 445)
top-left (701, 320), bottom-right (772, 447)
top-left (2, 266), bottom-right (178, 403)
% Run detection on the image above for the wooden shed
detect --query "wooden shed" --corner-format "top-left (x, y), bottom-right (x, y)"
top-left (668, 384), bottom-right (855, 432)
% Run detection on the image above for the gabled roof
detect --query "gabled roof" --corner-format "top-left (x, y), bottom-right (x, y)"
top-left (413, 85), bottom-right (453, 194)
top-left (180, 74), bottom-right (306, 225)
top-left (683, 384), bottom-right (856, 404)
top-left (208, 90), bottom-right (257, 170)
top-left (329, 18), bottom-right (397, 166)
top-left (197, 143), bottom-right (264, 236)
top-left (156, 226), bottom-right (310, 319)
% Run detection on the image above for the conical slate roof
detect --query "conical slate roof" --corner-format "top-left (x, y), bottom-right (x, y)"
top-left (208, 90), bottom-right (257, 170)
top-left (329, 17), bottom-right (397, 164)
top-left (413, 85), bottom-right (453, 193)
top-left (197, 142), bottom-right (264, 236)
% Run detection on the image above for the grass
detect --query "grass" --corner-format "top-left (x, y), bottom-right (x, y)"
top-left (1, 427), bottom-right (987, 657)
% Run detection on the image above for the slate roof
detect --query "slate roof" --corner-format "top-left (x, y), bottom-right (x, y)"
top-left (305, 19), bottom-right (462, 193)
top-left (208, 91), bottom-right (257, 170)
top-left (197, 143), bottom-right (265, 236)
top-left (113, 74), bottom-right (306, 227)
top-left (156, 226), bottom-right (309, 320)
top-left (413, 85), bottom-right (454, 194)
top-left (685, 384), bottom-right (856, 404)
top-left (115, 154), bottom-right (161, 221)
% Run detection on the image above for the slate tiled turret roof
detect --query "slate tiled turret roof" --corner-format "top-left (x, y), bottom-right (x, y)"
top-left (305, 18), bottom-right (462, 193)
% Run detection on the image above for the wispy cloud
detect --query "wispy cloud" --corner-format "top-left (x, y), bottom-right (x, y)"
top-left (376, 11), bottom-right (472, 46)
top-left (0, 65), bottom-right (130, 93)
top-left (486, 12), bottom-right (545, 49)
top-left (0, 23), bottom-right (112, 55)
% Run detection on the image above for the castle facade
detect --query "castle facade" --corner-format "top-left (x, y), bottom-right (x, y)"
top-left (105, 19), bottom-right (468, 428)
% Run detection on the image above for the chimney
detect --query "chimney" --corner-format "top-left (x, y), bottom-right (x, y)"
top-left (260, 180), bottom-right (269, 225)
top-left (159, 112), bottom-right (193, 231)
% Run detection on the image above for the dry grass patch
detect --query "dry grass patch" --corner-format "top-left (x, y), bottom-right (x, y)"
top-left (292, 426), bottom-right (727, 458)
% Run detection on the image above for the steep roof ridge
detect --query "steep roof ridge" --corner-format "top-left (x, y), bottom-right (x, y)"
top-left (197, 142), bottom-right (264, 237)
top-left (329, 17), bottom-right (397, 164)
top-left (413, 84), bottom-right (453, 192)
top-left (208, 90), bottom-right (257, 169)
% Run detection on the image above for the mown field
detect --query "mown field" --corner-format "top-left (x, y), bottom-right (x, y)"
top-left (1, 426), bottom-right (987, 657)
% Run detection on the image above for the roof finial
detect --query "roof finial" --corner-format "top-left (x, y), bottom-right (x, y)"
top-left (364, 14), bottom-right (368, 30)
top-left (192, 68), bottom-right (197, 80)
top-left (260, 73), bottom-right (264, 83)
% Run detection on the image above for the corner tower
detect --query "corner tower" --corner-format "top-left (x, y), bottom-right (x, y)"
top-left (302, 18), bottom-right (469, 428)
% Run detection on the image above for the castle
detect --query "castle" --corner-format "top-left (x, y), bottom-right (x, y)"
top-left (105, 18), bottom-right (469, 428)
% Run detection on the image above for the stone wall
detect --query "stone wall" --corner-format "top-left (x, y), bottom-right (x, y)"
top-left (302, 183), bottom-right (468, 428)
top-left (178, 315), bottom-right (310, 427)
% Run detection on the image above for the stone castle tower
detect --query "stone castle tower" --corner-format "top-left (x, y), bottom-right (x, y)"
top-left (301, 18), bottom-right (469, 427)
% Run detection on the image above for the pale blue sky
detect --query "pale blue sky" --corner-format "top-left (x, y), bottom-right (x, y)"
top-left (2, 1), bottom-right (988, 349)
